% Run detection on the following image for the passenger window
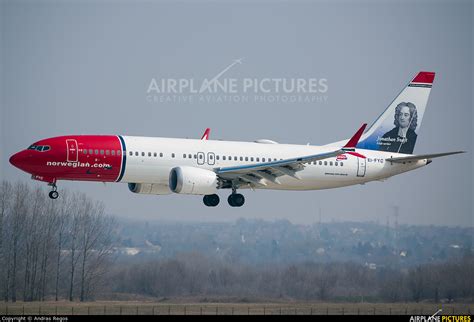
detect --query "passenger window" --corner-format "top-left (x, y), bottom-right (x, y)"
top-left (250, 157), bottom-right (254, 162)
top-left (324, 161), bottom-right (327, 166)
top-left (262, 158), bottom-right (266, 162)
top-left (95, 149), bottom-right (99, 155)
top-left (100, 150), bottom-right (104, 155)
top-left (240, 157), bottom-right (243, 161)
top-left (319, 161), bottom-right (322, 165)
top-left (216, 155), bottom-right (220, 160)
top-left (135, 152), bottom-right (139, 156)
top-left (154, 152), bottom-right (157, 157)
top-left (330, 161), bottom-right (333, 166)
top-left (141, 152), bottom-right (145, 157)
top-left (117, 150), bottom-right (121, 156)
top-left (148, 152), bottom-right (152, 157)
top-left (112, 150), bottom-right (116, 156)
top-left (89, 149), bottom-right (93, 154)
top-left (223, 156), bottom-right (226, 161)
top-left (172, 153), bottom-right (175, 158)
top-left (183, 154), bottom-right (186, 158)
top-left (340, 162), bottom-right (344, 166)
top-left (199, 154), bottom-right (203, 159)
top-left (193, 154), bottom-right (197, 159)
top-left (129, 151), bottom-right (133, 156)
top-left (210, 155), bottom-right (214, 160)
top-left (106, 150), bottom-right (110, 155)
top-left (83, 149), bottom-right (87, 155)
top-left (188, 154), bottom-right (192, 158)
top-left (234, 156), bottom-right (237, 161)
top-left (160, 153), bottom-right (163, 157)
top-left (335, 162), bottom-right (338, 166)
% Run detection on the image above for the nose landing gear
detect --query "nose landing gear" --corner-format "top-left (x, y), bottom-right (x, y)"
top-left (48, 182), bottom-right (59, 199)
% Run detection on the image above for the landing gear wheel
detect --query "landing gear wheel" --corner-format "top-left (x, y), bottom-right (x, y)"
top-left (48, 181), bottom-right (59, 200)
top-left (228, 193), bottom-right (245, 207)
top-left (203, 194), bottom-right (220, 207)
top-left (49, 190), bottom-right (59, 199)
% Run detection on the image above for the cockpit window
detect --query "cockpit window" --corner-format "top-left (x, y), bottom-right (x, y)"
top-left (28, 145), bottom-right (50, 152)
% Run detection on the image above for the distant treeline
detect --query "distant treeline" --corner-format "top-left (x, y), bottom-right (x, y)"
top-left (107, 253), bottom-right (474, 302)
top-left (1, 181), bottom-right (472, 303)
top-left (0, 181), bottom-right (116, 302)
top-left (116, 217), bottom-right (472, 268)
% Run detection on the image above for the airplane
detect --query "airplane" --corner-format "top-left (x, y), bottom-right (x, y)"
top-left (9, 71), bottom-right (465, 207)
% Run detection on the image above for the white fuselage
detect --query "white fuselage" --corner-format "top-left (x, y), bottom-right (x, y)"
top-left (120, 136), bottom-right (427, 192)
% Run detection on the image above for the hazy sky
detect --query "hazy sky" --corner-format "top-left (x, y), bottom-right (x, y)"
top-left (1, 0), bottom-right (472, 226)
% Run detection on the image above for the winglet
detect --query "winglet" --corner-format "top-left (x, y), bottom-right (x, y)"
top-left (343, 124), bottom-right (367, 149)
top-left (201, 128), bottom-right (211, 140)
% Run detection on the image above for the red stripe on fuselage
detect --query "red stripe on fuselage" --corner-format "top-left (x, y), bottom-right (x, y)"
top-left (19, 135), bottom-right (123, 182)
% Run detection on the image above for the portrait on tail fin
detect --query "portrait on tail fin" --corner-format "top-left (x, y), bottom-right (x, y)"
top-left (378, 102), bottom-right (418, 154)
top-left (354, 72), bottom-right (434, 155)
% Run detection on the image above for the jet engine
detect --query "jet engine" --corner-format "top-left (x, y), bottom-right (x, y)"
top-left (169, 166), bottom-right (218, 195)
top-left (128, 183), bottom-right (171, 195)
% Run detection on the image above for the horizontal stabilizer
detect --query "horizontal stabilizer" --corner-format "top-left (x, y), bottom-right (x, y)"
top-left (386, 151), bottom-right (466, 163)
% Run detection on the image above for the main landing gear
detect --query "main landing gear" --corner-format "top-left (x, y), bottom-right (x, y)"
top-left (227, 187), bottom-right (245, 207)
top-left (48, 182), bottom-right (59, 199)
top-left (203, 194), bottom-right (220, 207)
top-left (203, 188), bottom-right (246, 207)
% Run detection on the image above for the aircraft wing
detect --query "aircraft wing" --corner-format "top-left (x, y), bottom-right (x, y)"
top-left (386, 151), bottom-right (466, 163)
top-left (215, 124), bottom-right (367, 187)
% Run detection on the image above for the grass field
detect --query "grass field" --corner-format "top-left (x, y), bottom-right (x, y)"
top-left (1, 301), bottom-right (473, 315)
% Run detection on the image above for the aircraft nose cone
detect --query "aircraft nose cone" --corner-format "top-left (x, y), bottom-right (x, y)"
top-left (9, 151), bottom-right (26, 170)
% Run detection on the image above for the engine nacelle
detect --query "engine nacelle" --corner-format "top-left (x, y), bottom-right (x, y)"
top-left (128, 183), bottom-right (171, 195)
top-left (169, 166), bottom-right (218, 195)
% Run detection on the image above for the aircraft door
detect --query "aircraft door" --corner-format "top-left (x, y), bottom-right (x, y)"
top-left (357, 157), bottom-right (366, 177)
top-left (207, 152), bottom-right (215, 165)
top-left (197, 152), bottom-right (205, 165)
top-left (66, 139), bottom-right (78, 162)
